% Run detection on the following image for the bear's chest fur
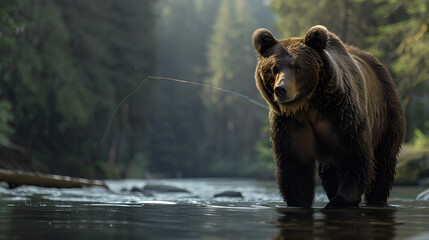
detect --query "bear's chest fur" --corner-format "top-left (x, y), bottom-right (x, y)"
top-left (285, 109), bottom-right (345, 164)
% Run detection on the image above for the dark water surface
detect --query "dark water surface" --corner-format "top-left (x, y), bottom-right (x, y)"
top-left (1, 179), bottom-right (429, 240)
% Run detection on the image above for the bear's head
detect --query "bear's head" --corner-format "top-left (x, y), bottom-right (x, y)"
top-left (252, 25), bottom-right (329, 115)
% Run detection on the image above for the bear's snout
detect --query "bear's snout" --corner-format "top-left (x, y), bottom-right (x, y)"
top-left (274, 85), bottom-right (287, 101)
top-left (274, 78), bottom-right (298, 103)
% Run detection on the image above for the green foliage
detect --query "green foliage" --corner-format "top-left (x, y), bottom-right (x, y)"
top-left (206, 0), bottom-right (257, 103)
top-left (149, 0), bottom-right (273, 178)
top-left (147, 0), bottom-right (219, 177)
top-left (203, 0), bottom-right (268, 172)
top-left (270, 0), bottom-right (380, 47)
top-left (412, 129), bottom-right (429, 149)
top-left (126, 153), bottom-right (151, 179)
top-left (363, 0), bottom-right (429, 140)
top-left (396, 130), bottom-right (429, 184)
top-left (0, 0), bottom-right (158, 178)
top-left (255, 122), bottom-right (275, 176)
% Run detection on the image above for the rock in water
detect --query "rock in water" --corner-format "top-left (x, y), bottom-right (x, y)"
top-left (417, 188), bottom-right (429, 200)
top-left (130, 186), bottom-right (154, 197)
top-left (214, 191), bottom-right (243, 198)
top-left (143, 184), bottom-right (190, 193)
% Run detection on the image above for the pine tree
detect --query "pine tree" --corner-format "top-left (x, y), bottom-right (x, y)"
top-left (204, 0), bottom-right (266, 175)
top-left (57, 0), bottom-right (158, 177)
top-left (270, 0), bottom-right (380, 48)
top-left (369, 0), bottom-right (429, 139)
top-left (0, 0), bottom-right (158, 178)
top-left (146, 0), bottom-right (220, 177)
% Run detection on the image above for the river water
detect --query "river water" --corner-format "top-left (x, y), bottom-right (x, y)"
top-left (1, 178), bottom-right (429, 239)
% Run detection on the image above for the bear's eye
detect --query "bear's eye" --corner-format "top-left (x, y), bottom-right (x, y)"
top-left (295, 66), bottom-right (301, 72)
top-left (272, 66), bottom-right (279, 75)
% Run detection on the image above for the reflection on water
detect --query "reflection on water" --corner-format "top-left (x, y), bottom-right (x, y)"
top-left (274, 207), bottom-right (397, 240)
top-left (0, 179), bottom-right (429, 239)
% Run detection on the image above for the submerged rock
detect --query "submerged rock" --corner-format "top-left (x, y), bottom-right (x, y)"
top-left (130, 186), bottom-right (154, 197)
top-left (0, 181), bottom-right (9, 189)
top-left (214, 191), bottom-right (243, 198)
top-left (143, 184), bottom-right (190, 193)
top-left (417, 188), bottom-right (429, 201)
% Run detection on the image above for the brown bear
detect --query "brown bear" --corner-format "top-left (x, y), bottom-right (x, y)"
top-left (252, 25), bottom-right (405, 208)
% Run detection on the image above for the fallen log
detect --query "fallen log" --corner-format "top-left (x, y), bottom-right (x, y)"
top-left (0, 168), bottom-right (109, 189)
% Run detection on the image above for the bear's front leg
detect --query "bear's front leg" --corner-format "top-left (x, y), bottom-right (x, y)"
top-left (271, 115), bottom-right (316, 208)
top-left (275, 156), bottom-right (315, 208)
top-left (326, 133), bottom-right (375, 208)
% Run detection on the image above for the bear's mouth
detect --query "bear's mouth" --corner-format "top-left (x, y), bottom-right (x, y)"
top-left (276, 95), bottom-right (308, 114)
top-left (275, 92), bottom-right (300, 105)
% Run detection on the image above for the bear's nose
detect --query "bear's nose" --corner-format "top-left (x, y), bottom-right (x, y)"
top-left (275, 85), bottom-right (287, 100)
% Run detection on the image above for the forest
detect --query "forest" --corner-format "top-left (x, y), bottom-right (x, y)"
top-left (0, 0), bottom-right (428, 181)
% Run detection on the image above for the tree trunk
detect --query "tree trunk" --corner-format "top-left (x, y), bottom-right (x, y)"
top-left (0, 168), bottom-right (108, 189)
top-left (108, 128), bottom-right (119, 167)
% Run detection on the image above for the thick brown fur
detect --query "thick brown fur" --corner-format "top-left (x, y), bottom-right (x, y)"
top-left (252, 26), bottom-right (405, 208)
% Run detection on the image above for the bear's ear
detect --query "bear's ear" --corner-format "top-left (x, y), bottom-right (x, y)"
top-left (304, 25), bottom-right (329, 52)
top-left (252, 28), bottom-right (278, 56)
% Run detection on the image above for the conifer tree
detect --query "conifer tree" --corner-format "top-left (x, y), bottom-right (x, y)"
top-left (204, 0), bottom-right (265, 174)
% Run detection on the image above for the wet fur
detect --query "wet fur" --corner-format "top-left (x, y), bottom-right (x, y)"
top-left (253, 26), bottom-right (405, 208)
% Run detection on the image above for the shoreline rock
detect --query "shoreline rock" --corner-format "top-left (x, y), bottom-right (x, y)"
top-left (214, 191), bottom-right (243, 198)
top-left (143, 184), bottom-right (190, 193)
